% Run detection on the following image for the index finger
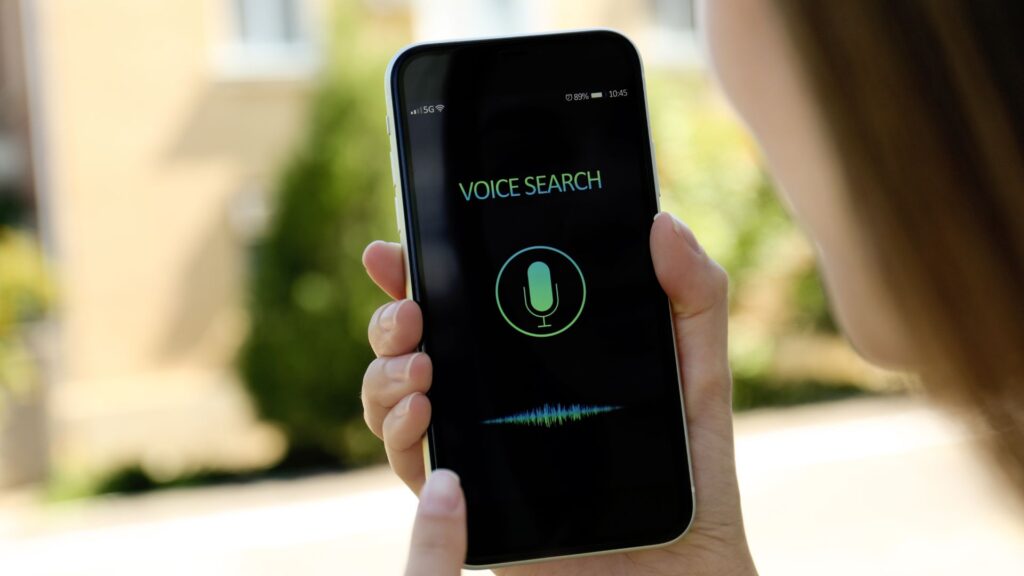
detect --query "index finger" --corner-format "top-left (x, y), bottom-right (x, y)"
top-left (363, 241), bottom-right (407, 300)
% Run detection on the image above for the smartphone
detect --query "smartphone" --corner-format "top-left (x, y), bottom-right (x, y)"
top-left (385, 30), bottom-right (694, 568)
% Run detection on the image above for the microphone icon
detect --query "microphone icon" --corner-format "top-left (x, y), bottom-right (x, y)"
top-left (523, 260), bottom-right (559, 328)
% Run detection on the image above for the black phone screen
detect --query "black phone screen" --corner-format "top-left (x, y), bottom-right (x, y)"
top-left (390, 31), bottom-right (694, 566)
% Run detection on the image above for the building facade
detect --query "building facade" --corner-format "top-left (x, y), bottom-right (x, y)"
top-left (3, 0), bottom-right (696, 483)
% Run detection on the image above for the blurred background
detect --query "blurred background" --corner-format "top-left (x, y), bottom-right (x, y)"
top-left (0, 1), bottom-right (1021, 575)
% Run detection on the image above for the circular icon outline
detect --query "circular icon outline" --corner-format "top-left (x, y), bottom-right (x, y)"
top-left (495, 245), bottom-right (586, 338)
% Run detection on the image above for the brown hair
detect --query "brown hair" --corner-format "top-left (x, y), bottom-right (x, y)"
top-left (771, 1), bottom-right (1024, 488)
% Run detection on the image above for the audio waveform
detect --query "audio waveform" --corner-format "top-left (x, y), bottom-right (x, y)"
top-left (481, 403), bottom-right (622, 428)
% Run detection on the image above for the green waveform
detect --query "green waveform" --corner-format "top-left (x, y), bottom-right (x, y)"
top-left (482, 403), bottom-right (622, 428)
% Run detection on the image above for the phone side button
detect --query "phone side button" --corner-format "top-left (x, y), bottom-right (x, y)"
top-left (389, 149), bottom-right (400, 185)
top-left (385, 114), bottom-right (391, 135)
top-left (394, 191), bottom-right (405, 236)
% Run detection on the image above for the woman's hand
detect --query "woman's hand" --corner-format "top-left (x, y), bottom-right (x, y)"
top-left (364, 212), bottom-right (758, 576)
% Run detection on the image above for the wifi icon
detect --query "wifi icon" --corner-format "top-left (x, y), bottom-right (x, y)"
top-left (435, 104), bottom-right (446, 112)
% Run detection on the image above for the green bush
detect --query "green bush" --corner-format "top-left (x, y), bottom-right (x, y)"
top-left (647, 72), bottom-right (857, 405)
top-left (238, 11), bottom-right (394, 467)
top-left (0, 225), bottom-right (53, 414)
top-left (789, 263), bottom-right (837, 333)
top-left (647, 72), bottom-right (793, 286)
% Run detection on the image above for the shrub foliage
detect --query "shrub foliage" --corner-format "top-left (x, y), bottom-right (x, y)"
top-left (238, 13), bottom-right (393, 466)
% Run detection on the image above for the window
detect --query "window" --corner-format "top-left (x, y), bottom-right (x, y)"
top-left (214, 0), bottom-right (319, 80)
top-left (0, 132), bottom-right (24, 188)
top-left (654, 0), bottom-right (696, 34)
top-left (649, 0), bottom-right (701, 68)
top-left (411, 0), bottom-right (537, 41)
top-left (235, 0), bottom-right (304, 45)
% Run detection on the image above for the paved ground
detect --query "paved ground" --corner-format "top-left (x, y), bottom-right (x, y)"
top-left (2, 396), bottom-right (1023, 575)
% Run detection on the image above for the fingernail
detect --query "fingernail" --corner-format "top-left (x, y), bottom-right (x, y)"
top-left (385, 353), bottom-right (419, 381)
top-left (420, 469), bottom-right (461, 515)
top-left (361, 242), bottom-right (376, 269)
top-left (394, 392), bottom-right (418, 417)
top-left (670, 214), bottom-right (704, 255)
top-left (380, 300), bottom-right (404, 331)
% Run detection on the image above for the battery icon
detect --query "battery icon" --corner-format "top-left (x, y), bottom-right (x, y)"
top-left (590, 91), bottom-right (604, 99)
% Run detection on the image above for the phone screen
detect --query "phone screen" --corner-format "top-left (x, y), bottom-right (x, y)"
top-left (390, 31), bottom-right (693, 565)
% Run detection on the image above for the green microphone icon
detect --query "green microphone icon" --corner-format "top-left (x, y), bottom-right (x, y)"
top-left (495, 245), bottom-right (584, 338)
top-left (523, 261), bottom-right (559, 328)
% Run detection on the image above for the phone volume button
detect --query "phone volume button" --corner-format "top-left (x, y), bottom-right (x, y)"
top-left (394, 192), bottom-right (405, 236)
top-left (389, 149), bottom-right (400, 185)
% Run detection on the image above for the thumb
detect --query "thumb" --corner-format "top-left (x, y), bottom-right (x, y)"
top-left (650, 212), bottom-right (732, 428)
top-left (651, 213), bottom-right (755, 576)
top-left (404, 470), bottom-right (467, 576)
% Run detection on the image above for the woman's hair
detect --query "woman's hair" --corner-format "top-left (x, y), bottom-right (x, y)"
top-left (772, 1), bottom-right (1024, 487)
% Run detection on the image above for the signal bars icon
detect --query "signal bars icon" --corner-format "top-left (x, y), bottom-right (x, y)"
top-left (409, 104), bottom-right (447, 116)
